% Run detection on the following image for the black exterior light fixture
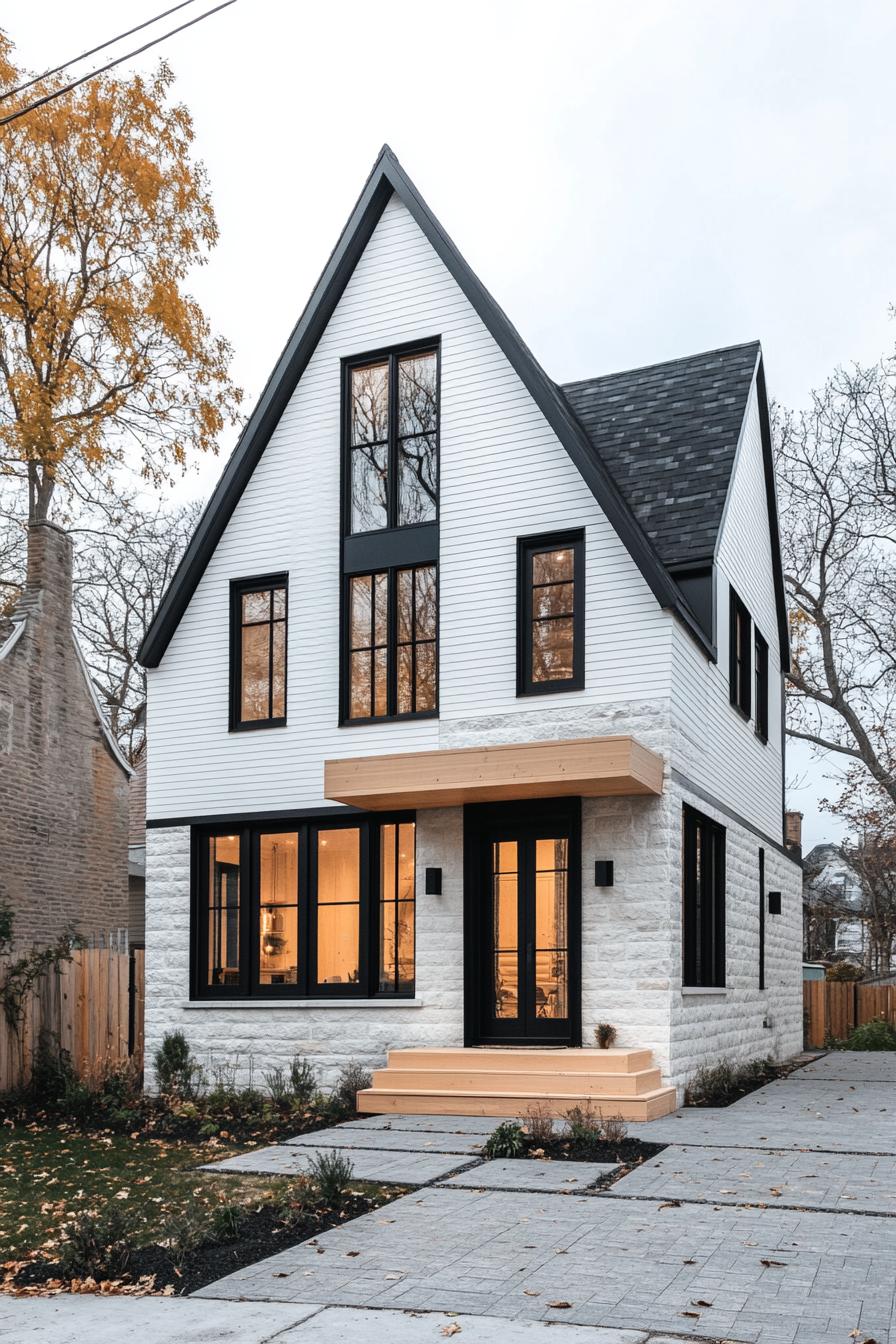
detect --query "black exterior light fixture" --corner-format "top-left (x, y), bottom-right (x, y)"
top-left (594, 861), bottom-right (614, 887)
top-left (768, 890), bottom-right (782, 915)
top-left (425, 867), bottom-right (442, 896)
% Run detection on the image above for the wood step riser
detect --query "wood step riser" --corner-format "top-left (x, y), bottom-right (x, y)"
top-left (357, 1088), bottom-right (678, 1122)
top-left (386, 1048), bottom-right (654, 1075)
top-left (371, 1067), bottom-right (663, 1096)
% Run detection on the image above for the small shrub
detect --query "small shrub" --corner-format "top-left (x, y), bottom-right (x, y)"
top-left (826, 961), bottom-right (863, 982)
top-left (327, 1061), bottom-right (372, 1119)
top-left (263, 1066), bottom-right (289, 1104)
top-left (483, 1119), bottom-right (527, 1159)
top-left (59, 1208), bottom-right (133, 1280)
top-left (288, 1055), bottom-right (318, 1105)
top-left (163, 1206), bottom-right (209, 1268)
top-left (306, 1148), bottom-right (355, 1205)
top-left (154, 1031), bottom-right (203, 1100)
top-left (594, 1022), bottom-right (617, 1049)
top-left (564, 1103), bottom-right (602, 1148)
top-left (685, 1056), bottom-right (779, 1106)
top-left (601, 1113), bottom-right (627, 1145)
top-left (840, 1018), bottom-right (896, 1051)
top-left (29, 1033), bottom-right (78, 1105)
top-left (523, 1102), bottom-right (554, 1148)
top-left (210, 1201), bottom-right (245, 1242)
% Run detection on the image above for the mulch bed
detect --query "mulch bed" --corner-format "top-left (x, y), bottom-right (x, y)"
top-left (539, 1136), bottom-right (666, 1167)
top-left (11, 1189), bottom-right (397, 1297)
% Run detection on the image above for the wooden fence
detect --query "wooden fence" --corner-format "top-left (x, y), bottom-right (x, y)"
top-left (803, 980), bottom-right (896, 1048)
top-left (0, 947), bottom-right (145, 1092)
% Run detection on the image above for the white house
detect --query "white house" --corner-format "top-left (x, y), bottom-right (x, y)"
top-left (138, 147), bottom-right (803, 1116)
top-left (804, 842), bottom-right (868, 963)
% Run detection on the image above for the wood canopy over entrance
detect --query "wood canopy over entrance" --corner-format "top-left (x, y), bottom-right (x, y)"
top-left (323, 735), bottom-right (664, 811)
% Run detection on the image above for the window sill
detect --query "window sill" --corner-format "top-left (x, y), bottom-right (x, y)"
top-left (681, 986), bottom-right (727, 997)
top-left (181, 997), bottom-right (424, 1010)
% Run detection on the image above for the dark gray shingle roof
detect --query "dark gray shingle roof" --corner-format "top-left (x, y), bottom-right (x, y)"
top-left (561, 341), bottom-right (760, 569)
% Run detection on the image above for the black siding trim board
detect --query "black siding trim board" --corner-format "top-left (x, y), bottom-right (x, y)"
top-left (138, 144), bottom-right (710, 669)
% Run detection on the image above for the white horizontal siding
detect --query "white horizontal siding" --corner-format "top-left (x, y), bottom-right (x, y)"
top-left (671, 384), bottom-right (785, 839)
top-left (147, 195), bottom-right (672, 819)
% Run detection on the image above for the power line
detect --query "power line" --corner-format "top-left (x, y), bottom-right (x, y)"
top-left (0, 1), bottom-right (201, 104)
top-left (0, 0), bottom-right (238, 129)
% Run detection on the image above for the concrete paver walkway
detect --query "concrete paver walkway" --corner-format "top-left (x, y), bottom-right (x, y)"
top-left (441, 1157), bottom-right (618, 1192)
top-left (194, 1052), bottom-right (896, 1343)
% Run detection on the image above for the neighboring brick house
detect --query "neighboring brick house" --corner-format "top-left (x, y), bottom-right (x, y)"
top-left (0, 520), bottom-right (131, 947)
top-left (128, 746), bottom-right (147, 946)
top-left (139, 147), bottom-right (803, 1113)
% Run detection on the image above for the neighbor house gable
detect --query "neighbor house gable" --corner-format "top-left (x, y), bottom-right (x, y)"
top-left (139, 145), bottom-right (692, 670)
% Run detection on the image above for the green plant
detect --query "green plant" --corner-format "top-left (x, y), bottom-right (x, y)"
top-left (163, 1205), bottom-right (208, 1268)
top-left (826, 960), bottom-right (863, 982)
top-left (523, 1103), bottom-right (554, 1149)
top-left (564, 1103), bottom-right (602, 1147)
top-left (210, 1201), bottom-right (245, 1241)
top-left (601, 1113), bottom-right (627, 1145)
top-left (263, 1066), bottom-right (289, 1103)
top-left (288, 1055), bottom-right (318, 1105)
top-left (594, 1022), bottom-right (617, 1049)
top-left (0, 903), bottom-right (76, 1088)
top-left (483, 1119), bottom-right (527, 1159)
top-left (58, 1208), bottom-right (133, 1280)
top-left (840, 1018), bottom-right (896, 1050)
top-left (154, 1031), bottom-right (203, 1100)
top-left (306, 1149), bottom-right (355, 1205)
top-left (327, 1061), bottom-right (372, 1119)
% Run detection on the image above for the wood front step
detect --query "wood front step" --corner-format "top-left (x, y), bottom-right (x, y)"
top-left (370, 1065), bottom-right (663, 1096)
top-left (357, 1045), bottom-right (678, 1123)
top-left (385, 1047), bottom-right (654, 1074)
top-left (356, 1086), bottom-right (677, 1122)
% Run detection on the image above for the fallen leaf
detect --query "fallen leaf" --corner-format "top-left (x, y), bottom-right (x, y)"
top-left (440, 1326), bottom-right (462, 1337)
top-left (523, 1290), bottom-right (540, 1297)
top-left (681, 1310), bottom-right (700, 1319)
top-left (547, 1301), bottom-right (572, 1309)
top-left (658, 1201), bottom-right (681, 1210)
top-left (760, 1259), bottom-right (786, 1268)
top-left (692, 1298), bottom-right (714, 1307)
top-left (345, 1251), bottom-right (360, 1257)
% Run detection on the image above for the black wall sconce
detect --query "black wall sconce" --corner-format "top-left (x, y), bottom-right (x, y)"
top-left (768, 891), bottom-right (782, 915)
top-left (425, 867), bottom-right (442, 896)
top-left (594, 861), bottom-right (614, 887)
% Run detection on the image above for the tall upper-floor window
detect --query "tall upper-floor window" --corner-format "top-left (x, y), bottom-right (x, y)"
top-left (347, 345), bottom-right (439, 533)
top-left (230, 575), bottom-right (288, 730)
top-left (517, 531), bottom-right (585, 695)
top-left (754, 628), bottom-right (769, 742)
top-left (729, 586), bottom-right (752, 718)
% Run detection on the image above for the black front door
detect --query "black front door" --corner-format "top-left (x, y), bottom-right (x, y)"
top-left (466, 800), bottom-right (581, 1046)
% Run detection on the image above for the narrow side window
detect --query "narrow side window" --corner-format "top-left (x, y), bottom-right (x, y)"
top-left (682, 805), bottom-right (726, 989)
top-left (230, 576), bottom-right (288, 730)
top-left (517, 532), bottom-right (584, 695)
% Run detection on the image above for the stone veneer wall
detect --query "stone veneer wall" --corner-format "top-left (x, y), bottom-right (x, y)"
top-left (0, 523), bottom-right (129, 946)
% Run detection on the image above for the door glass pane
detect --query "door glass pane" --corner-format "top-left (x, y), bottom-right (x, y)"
top-left (535, 838), bottom-right (568, 1020)
top-left (317, 829), bottom-right (360, 986)
top-left (208, 834), bottom-right (240, 987)
top-left (259, 833), bottom-right (299, 986)
top-left (492, 841), bottom-right (518, 1019)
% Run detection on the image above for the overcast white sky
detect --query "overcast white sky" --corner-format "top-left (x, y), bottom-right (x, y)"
top-left (10, 0), bottom-right (896, 847)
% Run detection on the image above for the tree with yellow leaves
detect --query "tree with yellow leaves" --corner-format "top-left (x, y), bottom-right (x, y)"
top-left (0, 36), bottom-right (242, 520)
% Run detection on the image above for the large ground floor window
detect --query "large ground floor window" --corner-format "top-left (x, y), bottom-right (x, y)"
top-left (193, 814), bottom-right (415, 999)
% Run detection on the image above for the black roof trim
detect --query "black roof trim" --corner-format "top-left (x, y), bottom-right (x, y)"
top-left (754, 357), bottom-right (791, 671)
top-left (139, 145), bottom-right (690, 668)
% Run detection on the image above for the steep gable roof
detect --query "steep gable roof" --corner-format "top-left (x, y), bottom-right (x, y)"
top-left (562, 342), bottom-right (760, 569)
top-left (139, 146), bottom-right (702, 669)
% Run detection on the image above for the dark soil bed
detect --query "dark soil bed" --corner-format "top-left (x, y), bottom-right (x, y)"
top-left (684, 1057), bottom-right (797, 1108)
top-left (12, 1189), bottom-right (398, 1297)
top-left (539, 1136), bottom-right (665, 1167)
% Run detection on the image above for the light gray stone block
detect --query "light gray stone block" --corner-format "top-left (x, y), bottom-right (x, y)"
top-left (440, 1158), bottom-right (617, 1192)
top-left (202, 1142), bottom-right (478, 1185)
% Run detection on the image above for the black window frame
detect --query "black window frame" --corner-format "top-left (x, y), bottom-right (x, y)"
top-left (682, 804), bottom-right (726, 989)
top-left (342, 338), bottom-right (441, 538)
top-left (729, 587), bottom-right (752, 719)
top-left (341, 562), bottom-right (439, 725)
top-left (229, 573), bottom-right (289, 732)
top-left (191, 812), bottom-right (416, 1001)
top-left (754, 627), bottom-right (769, 743)
top-left (517, 529), bottom-right (585, 696)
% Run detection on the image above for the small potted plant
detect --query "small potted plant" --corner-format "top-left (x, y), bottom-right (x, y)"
top-left (594, 1022), bottom-right (617, 1049)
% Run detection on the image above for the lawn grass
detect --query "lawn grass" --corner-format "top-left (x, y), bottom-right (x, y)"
top-left (0, 1121), bottom-right (290, 1265)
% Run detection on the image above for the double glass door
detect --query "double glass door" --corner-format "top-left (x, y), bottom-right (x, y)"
top-left (477, 822), bottom-right (573, 1043)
